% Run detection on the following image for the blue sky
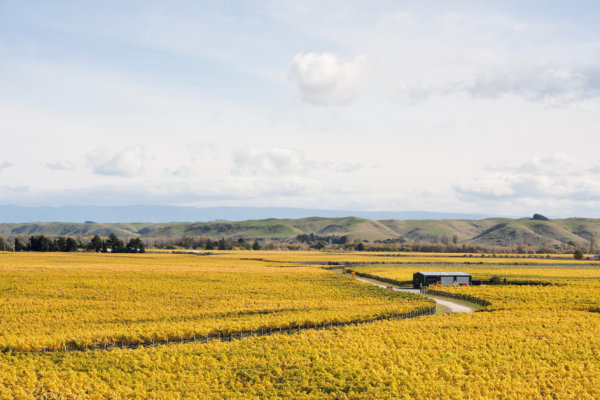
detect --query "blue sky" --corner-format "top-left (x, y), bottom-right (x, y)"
top-left (1, 1), bottom-right (600, 217)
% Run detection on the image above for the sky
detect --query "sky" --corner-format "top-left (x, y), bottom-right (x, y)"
top-left (1, 0), bottom-right (600, 218)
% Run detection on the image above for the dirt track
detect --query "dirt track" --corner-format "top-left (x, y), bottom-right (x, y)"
top-left (355, 277), bottom-right (477, 313)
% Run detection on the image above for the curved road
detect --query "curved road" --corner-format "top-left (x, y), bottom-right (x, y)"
top-left (355, 277), bottom-right (476, 313)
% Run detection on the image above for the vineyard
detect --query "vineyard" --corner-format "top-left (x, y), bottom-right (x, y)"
top-left (1, 251), bottom-right (600, 398)
top-left (0, 252), bottom-right (432, 352)
top-left (350, 263), bottom-right (600, 311)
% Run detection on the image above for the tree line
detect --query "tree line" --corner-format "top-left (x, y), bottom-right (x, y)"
top-left (0, 233), bottom-right (592, 255)
top-left (1, 234), bottom-right (145, 253)
top-left (149, 236), bottom-right (261, 251)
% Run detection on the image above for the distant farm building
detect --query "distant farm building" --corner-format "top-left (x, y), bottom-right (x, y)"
top-left (413, 272), bottom-right (472, 288)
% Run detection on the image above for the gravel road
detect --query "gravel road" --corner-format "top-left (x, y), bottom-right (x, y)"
top-left (355, 277), bottom-right (476, 313)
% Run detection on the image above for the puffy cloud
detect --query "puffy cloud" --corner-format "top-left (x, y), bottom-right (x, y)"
top-left (288, 52), bottom-right (365, 106)
top-left (0, 162), bottom-right (14, 172)
top-left (46, 160), bottom-right (76, 171)
top-left (86, 146), bottom-right (145, 177)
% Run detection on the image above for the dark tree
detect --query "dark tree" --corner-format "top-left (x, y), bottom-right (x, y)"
top-left (90, 235), bottom-right (104, 252)
top-left (312, 241), bottom-right (326, 250)
top-left (64, 237), bottom-right (79, 252)
top-left (55, 237), bottom-right (67, 252)
top-left (126, 237), bottom-right (145, 253)
top-left (29, 235), bottom-right (52, 252)
top-left (106, 234), bottom-right (124, 253)
top-left (14, 238), bottom-right (26, 251)
top-left (0, 237), bottom-right (8, 251)
top-left (573, 249), bottom-right (584, 259)
top-left (356, 242), bottom-right (365, 251)
top-left (252, 240), bottom-right (261, 250)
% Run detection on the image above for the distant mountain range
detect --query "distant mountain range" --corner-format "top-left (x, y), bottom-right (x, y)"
top-left (0, 214), bottom-right (598, 247)
top-left (0, 205), bottom-right (492, 223)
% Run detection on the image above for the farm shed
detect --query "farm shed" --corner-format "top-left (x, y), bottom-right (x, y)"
top-left (413, 272), bottom-right (472, 288)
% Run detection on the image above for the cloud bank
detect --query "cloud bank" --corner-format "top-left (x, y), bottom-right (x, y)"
top-left (455, 154), bottom-right (600, 206)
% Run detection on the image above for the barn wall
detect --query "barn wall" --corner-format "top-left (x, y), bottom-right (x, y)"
top-left (457, 276), bottom-right (470, 285)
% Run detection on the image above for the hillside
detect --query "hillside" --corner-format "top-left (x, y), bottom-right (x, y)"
top-left (0, 205), bottom-right (490, 223)
top-left (0, 217), bottom-right (599, 247)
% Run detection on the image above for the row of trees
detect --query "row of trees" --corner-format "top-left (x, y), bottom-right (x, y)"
top-left (150, 236), bottom-right (261, 251)
top-left (144, 235), bottom-right (600, 254)
top-left (354, 241), bottom-right (572, 254)
top-left (296, 234), bottom-right (349, 245)
top-left (89, 235), bottom-right (145, 253)
top-left (3, 234), bottom-right (145, 253)
top-left (15, 235), bottom-right (79, 252)
top-left (1, 233), bottom-right (595, 255)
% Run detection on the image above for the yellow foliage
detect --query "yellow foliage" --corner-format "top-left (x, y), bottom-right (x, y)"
top-left (0, 252), bottom-right (431, 351)
top-left (1, 251), bottom-right (600, 399)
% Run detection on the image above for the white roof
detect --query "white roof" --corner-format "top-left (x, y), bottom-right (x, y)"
top-left (415, 272), bottom-right (471, 276)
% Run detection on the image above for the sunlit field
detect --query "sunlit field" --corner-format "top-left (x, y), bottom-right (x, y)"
top-left (206, 250), bottom-right (597, 265)
top-left (0, 252), bottom-right (430, 352)
top-left (352, 262), bottom-right (600, 311)
top-left (1, 251), bottom-right (600, 399)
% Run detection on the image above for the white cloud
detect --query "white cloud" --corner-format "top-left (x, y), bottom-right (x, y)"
top-left (460, 65), bottom-right (600, 104)
top-left (388, 65), bottom-right (600, 105)
top-left (171, 166), bottom-right (190, 177)
top-left (486, 153), bottom-right (581, 175)
top-left (321, 161), bottom-right (364, 173)
top-left (46, 160), bottom-right (76, 171)
top-left (455, 154), bottom-right (600, 204)
top-left (188, 141), bottom-right (219, 162)
top-left (0, 176), bottom-right (328, 207)
top-left (231, 147), bottom-right (365, 176)
top-left (232, 148), bottom-right (312, 176)
top-left (288, 52), bottom-right (365, 106)
top-left (86, 145), bottom-right (145, 177)
top-left (0, 162), bottom-right (14, 172)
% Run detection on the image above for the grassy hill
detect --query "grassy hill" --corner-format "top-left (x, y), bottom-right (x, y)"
top-left (0, 217), bottom-right (599, 247)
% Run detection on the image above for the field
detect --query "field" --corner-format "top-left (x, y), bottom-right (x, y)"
top-left (1, 251), bottom-right (600, 399)
top-left (350, 262), bottom-right (600, 311)
top-left (0, 252), bottom-right (432, 352)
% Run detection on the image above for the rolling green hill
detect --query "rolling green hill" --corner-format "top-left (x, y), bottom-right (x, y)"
top-left (0, 217), bottom-right (598, 247)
